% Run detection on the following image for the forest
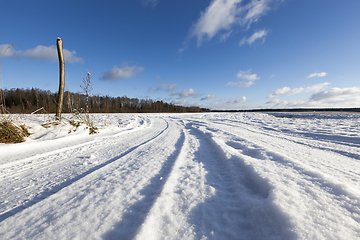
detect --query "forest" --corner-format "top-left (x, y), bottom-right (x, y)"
top-left (0, 88), bottom-right (210, 114)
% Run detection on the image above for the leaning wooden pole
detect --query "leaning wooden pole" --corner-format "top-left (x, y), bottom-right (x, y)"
top-left (56, 37), bottom-right (65, 120)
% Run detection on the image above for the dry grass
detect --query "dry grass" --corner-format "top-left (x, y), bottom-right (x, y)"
top-left (0, 121), bottom-right (29, 143)
top-left (0, 44), bottom-right (30, 143)
top-left (0, 108), bottom-right (30, 144)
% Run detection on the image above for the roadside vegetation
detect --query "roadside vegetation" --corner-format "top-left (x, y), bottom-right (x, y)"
top-left (1, 44), bottom-right (31, 143)
top-left (0, 111), bottom-right (30, 143)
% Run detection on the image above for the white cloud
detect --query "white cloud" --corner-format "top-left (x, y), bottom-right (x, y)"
top-left (267, 86), bottom-right (291, 98)
top-left (310, 87), bottom-right (360, 101)
top-left (178, 88), bottom-right (201, 98)
top-left (270, 74), bottom-right (276, 79)
top-left (239, 29), bottom-right (268, 46)
top-left (265, 95), bottom-right (360, 109)
top-left (227, 81), bottom-right (255, 88)
top-left (100, 65), bottom-right (144, 81)
top-left (322, 96), bottom-right (360, 107)
top-left (169, 87), bottom-right (201, 101)
top-left (167, 84), bottom-right (177, 92)
top-left (148, 83), bottom-right (178, 94)
top-left (226, 96), bottom-right (246, 104)
top-left (190, 0), bottom-right (273, 46)
top-left (190, 0), bottom-right (241, 46)
top-left (268, 82), bottom-right (330, 98)
top-left (220, 31), bottom-right (233, 42)
top-left (208, 96), bottom-right (247, 109)
top-left (265, 99), bottom-right (280, 105)
top-left (264, 98), bottom-right (320, 109)
top-left (227, 69), bottom-right (260, 88)
top-left (200, 94), bottom-right (217, 101)
top-left (265, 99), bottom-right (288, 108)
top-left (237, 69), bottom-right (260, 81)
top-left (148, 83), bottom-right (167, 93)
top-left (307, 72), bottom-right (327, 79)
top-left (264, 86), bottom-right (360, 109)
top-left (0, 44), bottom-right (83, 63)
top-left (244, 0), bottom-right (271, 25)
top-left (157, 83), bottom-right (168, 91)
top-left (306, 82), bottom-right (331, 92)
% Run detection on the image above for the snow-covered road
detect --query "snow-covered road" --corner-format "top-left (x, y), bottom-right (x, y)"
top-left (0, 113), bottom-right (359, 239)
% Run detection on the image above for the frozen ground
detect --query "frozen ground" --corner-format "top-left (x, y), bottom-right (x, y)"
top-left (0, 112), bottom-right (359, 240)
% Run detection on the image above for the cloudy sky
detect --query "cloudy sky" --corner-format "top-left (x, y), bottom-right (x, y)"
top-left (1, 0), bottom-right (359, 110)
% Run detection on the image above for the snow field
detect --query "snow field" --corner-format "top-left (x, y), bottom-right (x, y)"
top-left (187, 113), bottom-right (360, 239)
top-left (0, 112), bottom-right (359, 239)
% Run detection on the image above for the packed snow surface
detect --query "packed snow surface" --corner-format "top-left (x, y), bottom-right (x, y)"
top-left (1, 112), bottom-right (359, 240)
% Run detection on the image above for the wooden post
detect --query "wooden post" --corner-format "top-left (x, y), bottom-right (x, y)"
top-left (56, 37), bottom-right (65, 120)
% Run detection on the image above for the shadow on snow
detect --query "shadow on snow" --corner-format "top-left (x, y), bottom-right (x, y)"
top-left (102, 130), bottom-right (185, 240)
top-left (0, 122), bottom-right (169, 223)
top-left (186, 124), bottom-right (297, 240)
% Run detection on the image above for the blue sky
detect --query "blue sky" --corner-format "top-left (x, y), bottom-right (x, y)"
top-left (1, 0), bottom-right (360, 110)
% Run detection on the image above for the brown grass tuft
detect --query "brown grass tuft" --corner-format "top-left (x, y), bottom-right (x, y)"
top-left (0, 119), bottom-right (30, 144)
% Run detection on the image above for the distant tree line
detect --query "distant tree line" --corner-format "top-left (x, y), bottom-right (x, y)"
top-left (1, 88), bottom-right (210, 114)
top-left (212, 108), bottom-right (360, 113)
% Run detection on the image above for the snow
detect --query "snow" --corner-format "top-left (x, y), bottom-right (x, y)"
top-left (0, 112), bottom-right (359, 239)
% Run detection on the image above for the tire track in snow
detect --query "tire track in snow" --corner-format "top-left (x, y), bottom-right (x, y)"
top-left (190, 118), bottom-right (360, 191)
top-left (134, 119), bottom-right (205, 240)
top-left (226, 138), bottom-right (360, 196)
top-left (189, 118), bottom-right (360, 239)
top-left (0, 118), bottom-right (169, 223)
top-left (102, 127), bottom-right (186, 240)
top-left (211, 118), bottom-right (360, 160)
top-left (186, 123), bottom-right (296, 240)
top-left (187, 115), bottom-right (360, 160)
top-left (223, 137), bottom-right (360, 236)
top-left (135, 120), bottom-right (295, 240)
top-left (0, 117), bottom-right (183, 239)
top-left (198, 118), bottom-right (360, 196)
top-left (0, 116), bottom-right (160, 219)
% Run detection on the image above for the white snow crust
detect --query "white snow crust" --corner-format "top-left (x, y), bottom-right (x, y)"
top-left (0, 112), bottom-right (359, 239)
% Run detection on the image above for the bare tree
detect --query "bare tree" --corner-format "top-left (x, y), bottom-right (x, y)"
top-left (56, 37), bottom-right (65, 120)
